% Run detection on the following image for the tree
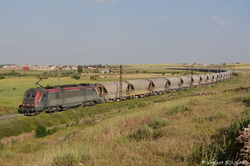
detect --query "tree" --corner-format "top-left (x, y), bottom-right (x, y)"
top-left (77, 65), bottom-right (83, 74)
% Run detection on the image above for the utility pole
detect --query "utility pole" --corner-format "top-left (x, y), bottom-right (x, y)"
top-left (191, 65), bottom-right (193, 77)
top-left (58, 65), bottom-right (61, 86)
top-left (119, 65), bottom-right (123, 101)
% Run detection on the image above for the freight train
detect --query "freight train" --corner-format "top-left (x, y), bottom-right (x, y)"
top-left (19, 69), bottom-right (232, 115)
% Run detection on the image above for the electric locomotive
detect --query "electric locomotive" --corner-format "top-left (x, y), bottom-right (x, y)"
top-left (19, 84), bottom-right (101, 115)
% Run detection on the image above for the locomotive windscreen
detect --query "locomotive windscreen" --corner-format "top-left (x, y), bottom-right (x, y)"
top-left (24, 90), bottom-right (37, 99)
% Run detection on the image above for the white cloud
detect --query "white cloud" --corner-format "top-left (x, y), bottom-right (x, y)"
top-left (92, 0), bottom-right (117, 2)
top-left (211, 16), bottom-right (227, 27)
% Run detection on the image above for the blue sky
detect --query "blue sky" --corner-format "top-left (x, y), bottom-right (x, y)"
top-left (0, 0), bottom-right (249, 65)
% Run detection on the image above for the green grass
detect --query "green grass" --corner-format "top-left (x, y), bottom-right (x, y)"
top-left (0, 64), bottom-right (250, 165)
top-left (235, 94), bottom-right (250, 106)
top-left (166, 104), bottom-right (191, 115)
top-left (0, 70), bottom-right (181, 113)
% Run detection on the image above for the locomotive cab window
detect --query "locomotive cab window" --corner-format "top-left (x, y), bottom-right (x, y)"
top-left (41, 94), bottom-right (47, 101)
top-left (92, 89), bottom-right (97, 95)
top-left (24, 91), bottom-right (36, 99)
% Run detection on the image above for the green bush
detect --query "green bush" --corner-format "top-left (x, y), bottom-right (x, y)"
top-left (35, 125), bottom-right (47, 138)
top-left (148, 118), bottom-right (170, 130)
top-left (0, 76), bottom-right (5, 79)
top-left (167, 104), bottom-right (191, 115)
top-left (71, 75), bottom-right (80, 80)
top-left (235, 95), bottom-right (250, 106)
top-left (129, 125), bottom-right (153, 141)
top-left (47, 127), bottom-right (60, 135)
top-left (90, 75), bottom-right (99, 80)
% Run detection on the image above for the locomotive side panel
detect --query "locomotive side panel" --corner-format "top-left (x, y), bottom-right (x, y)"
top-left (84, 88), bottom-right (100, 103)
top-left (62, 89), bottom-right (83, 107)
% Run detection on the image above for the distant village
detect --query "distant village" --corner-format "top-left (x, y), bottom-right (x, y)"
top-left (0, 64), bottom-right (105, 71)
top-left (0, 62), bottom-right (239, 72)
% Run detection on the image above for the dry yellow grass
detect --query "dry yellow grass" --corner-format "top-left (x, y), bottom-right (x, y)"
top-left (0, 64), bottom-right (250, 165)
top-left (1, 89), bottom-right (249, 165)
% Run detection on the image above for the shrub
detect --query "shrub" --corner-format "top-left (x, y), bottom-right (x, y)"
top-left (35, 125), bottom-right (47, 138)
top-left (152, 128), bottom-right (166, 139)
top-left (47, 127), bottom-right (60, 135)
top-left (205, 112), bottom-right (228, 122)
top-left (71, 75), bottom-right (80, 80)
top-left (52, 153), bottom-right (79, 166)
top-left (0, 76), bottom-right (5, 79)
top-left (235, 95), bottom-right (250, 106)
top-left (129, 125), bottom-right (153, 141)
top-left (90, 75), bottom-right (99, 80)
top-left (167, 104), bottom-right (191, 115)
top-left (148, 118), bottom-right (170, 130)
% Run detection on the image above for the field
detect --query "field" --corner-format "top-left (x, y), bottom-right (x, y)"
top-left (0, 63), bottom-right (198, 113)
top-left (0, 63), bottom-right (250, 165)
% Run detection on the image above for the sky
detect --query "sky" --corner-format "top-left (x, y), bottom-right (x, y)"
top-left (0, 0), bottom-right (250, 65)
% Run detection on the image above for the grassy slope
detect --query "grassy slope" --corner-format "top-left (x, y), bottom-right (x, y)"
top-left (0, 71), bottom-right (249, 165)
top-left (0, 63), bottom-right (250, 165)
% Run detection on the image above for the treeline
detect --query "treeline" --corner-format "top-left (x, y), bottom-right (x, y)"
top-left (81, 64), bottom-right (107, 69)
top-left (0, 70), bottom-right (74, 78)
